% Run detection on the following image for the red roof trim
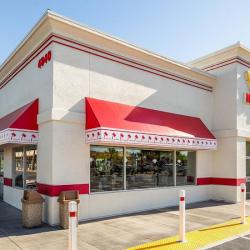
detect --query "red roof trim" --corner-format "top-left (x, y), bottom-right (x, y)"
top-left (0, 99), bottom-right (38, 131)
top-left (0, 34), bottom-right (213, 92)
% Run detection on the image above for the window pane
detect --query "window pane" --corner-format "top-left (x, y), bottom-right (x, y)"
top-left (0, 151), bottom-right (3, 177)
top-left (246, 142), bottom-right (250, 157)
top-left (246, 159), bottom-right (250, 177)
top-left (126, 148), bottom-right (174, 189)
top-left (0, 151), bottom-right (3, 200)
top-left (176, 151), bottom-right (196, 185)
top-left (158, 151), bottom-right (174, 186)
top-left (25, 146), bottom-right (37, 189)
top-left (13, 148), bottom-right (24, 188)
top-left (90, 146), bottom-right (124, 192)
top-left (13, 146), bottom-right (37, 189)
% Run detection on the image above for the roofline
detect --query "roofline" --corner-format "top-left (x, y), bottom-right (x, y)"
top-left (189, 41), bottom-right (250, 66)
top-left (0, 10), bottom-right (215, 81)
top-left (0, 10), bottom-right (50, 72)
top-left (47, 11), bottom-right (215, 79)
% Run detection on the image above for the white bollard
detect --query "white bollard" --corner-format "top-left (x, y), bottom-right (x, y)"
top-left (179, 190), bottom-right (186, 242)
top-left (68, 201), bottom-right (77, 250)
top-left (240, 183), bottom-right (246, 224)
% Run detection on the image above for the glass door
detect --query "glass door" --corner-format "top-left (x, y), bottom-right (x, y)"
top-left (0, 151), bottom-right (3, 200)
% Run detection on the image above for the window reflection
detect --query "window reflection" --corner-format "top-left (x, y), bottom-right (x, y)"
top-left (90, 146), bottom-right (196, 193)
top-left (126, 149), bottom-right (174, 189)
top-left (90, 146), bottom-right (124, 192)
top-left (0, 151), bottom-right (3, 177)
top-left (13, 146), bottom-right (37, 189)
top-left (13, 148), bottom-right (24, 188)
top-left (25, 146), bottom-right (37, 189)
top-left (176, 151), bottom-right (196, 185)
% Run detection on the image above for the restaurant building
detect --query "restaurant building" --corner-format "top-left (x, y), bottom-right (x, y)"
top-left (0, 11), bottom-right (249, 225)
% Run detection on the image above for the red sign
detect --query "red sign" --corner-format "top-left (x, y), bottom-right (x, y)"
top-left (38, 51), bottom-right (52, 69)
top-left (245, 93), bottom-right (250, 104)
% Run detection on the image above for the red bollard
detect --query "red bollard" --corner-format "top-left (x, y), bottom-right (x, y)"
top-left (179, 190), bottom-right (186, 242)
top-left (68, 201), bottom-right (77, 250)
top-left (240, 183), bottom-right (246, 224)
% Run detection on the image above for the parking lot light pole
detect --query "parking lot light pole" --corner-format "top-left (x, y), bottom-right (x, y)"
top-left (69, 201), bottom-right (77, 250)
top-left (179, 190), bottom-right (186, 242)
top-left (240, 183), bottom-right (246, 224)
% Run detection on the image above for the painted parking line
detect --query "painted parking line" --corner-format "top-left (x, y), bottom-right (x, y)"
top-left (127, 217), bottom-right (250, 250)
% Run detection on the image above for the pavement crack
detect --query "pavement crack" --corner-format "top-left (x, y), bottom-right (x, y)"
top-left (7, 236), bottom-right (24, 250)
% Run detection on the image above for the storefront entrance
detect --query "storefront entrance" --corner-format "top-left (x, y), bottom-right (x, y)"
top-left (0, 151), bottom-right (3, 200)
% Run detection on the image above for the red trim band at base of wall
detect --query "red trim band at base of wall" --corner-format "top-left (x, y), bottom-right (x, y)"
top-left (37, 183), bottom-right (89, 197)
top-left (197, 177), bottom-right (246, 186)
top-left (3, 178), bottom-right (12, 187)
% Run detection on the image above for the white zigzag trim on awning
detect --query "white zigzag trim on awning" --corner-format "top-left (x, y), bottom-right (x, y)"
top-left (0, 128), bottom-right (39, 145)
top-left (85, 127), bottom-right (217, 150)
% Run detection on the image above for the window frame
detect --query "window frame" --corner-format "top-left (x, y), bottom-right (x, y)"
top-left (90, 145), bottom-right (197, 193)
top-left (0, 150), bottom-right (4, 177)
top-left (12, 145), bottom-right (37, 189)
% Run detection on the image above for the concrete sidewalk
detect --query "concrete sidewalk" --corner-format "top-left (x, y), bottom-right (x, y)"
top-left (0, 200), bottom-right (250, 250)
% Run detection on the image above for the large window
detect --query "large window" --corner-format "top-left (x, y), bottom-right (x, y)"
top-left (90, 146), bottom-right (196, 192)
top-left (13, 146), bottom-right (37, 189)
top-left (90, 146), bottom-right (124, 192)
top-left (126, 149), bottom-right (174, 189)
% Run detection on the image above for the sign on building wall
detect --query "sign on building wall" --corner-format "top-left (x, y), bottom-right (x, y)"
top-left (37, 51), bottom-right (52, 69)
top-left (245, 70), bottom-right (250, 104)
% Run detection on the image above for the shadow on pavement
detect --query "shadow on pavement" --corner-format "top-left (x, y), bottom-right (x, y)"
top-left (0, 199), bottom-right (237, 237)
top-left (0, 200), bottom-right (60, 238)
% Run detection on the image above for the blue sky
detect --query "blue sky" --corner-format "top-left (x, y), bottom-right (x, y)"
top-left (1, 0), bottom-right (250, 65)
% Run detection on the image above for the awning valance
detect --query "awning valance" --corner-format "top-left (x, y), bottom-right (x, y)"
top-left (85, 98), bottom-right (217, 150)
top-left (0, 99), bottom-right (38, 145)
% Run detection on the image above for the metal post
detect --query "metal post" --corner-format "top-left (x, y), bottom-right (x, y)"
top-left (179, 190), bottom-right (186, 242)
top-left (68, 201), bottom-right (77, 250)
top-left (241, 183), bottom-right (246, 224)
top-left (173, 150), bottom-right (176, 186)
top-left (124, 146), bottom-right (127, 190)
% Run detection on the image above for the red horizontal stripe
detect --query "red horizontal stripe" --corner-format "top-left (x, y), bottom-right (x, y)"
top-left (53, 34), bottom-right (212, 91)
top-left (197, 177), bottom-right (212, 185)
top-left (37, 183), bottom-right (89, 196)
top-left (0, 34), bottom-right (212, 92)
top-left (204, 58), bottom-right (250, 72)
top-left (53, 40), bottom-right (211, 92)
top-left (3, 178), bottom-right (12, 187)
top-left (0, 35), bottom-right (54, 89)
top-left (203, 56), bottom-right (250, 70)
top-left (197, 177), bottom-right (246, 186)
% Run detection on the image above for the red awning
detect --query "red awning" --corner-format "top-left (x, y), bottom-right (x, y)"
top-left (85, 97), bottom-right (217, 150)
top-left (0, 99), bottom-right (39, 145)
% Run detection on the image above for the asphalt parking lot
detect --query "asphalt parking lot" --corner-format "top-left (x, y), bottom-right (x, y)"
top-left (208, 234), bottom-right (250, 250)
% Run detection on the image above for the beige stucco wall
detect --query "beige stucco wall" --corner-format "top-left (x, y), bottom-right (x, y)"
top-left (2, 33), bottom-right (247, 224)
top-left (42, 41), bottom-right (215, 224)
top-left (0, 44), bottom-right (54, 209)
top-left (205, 62), bottom-right (250, 203)
top-left (2, 10), bottom-right (250, 225)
